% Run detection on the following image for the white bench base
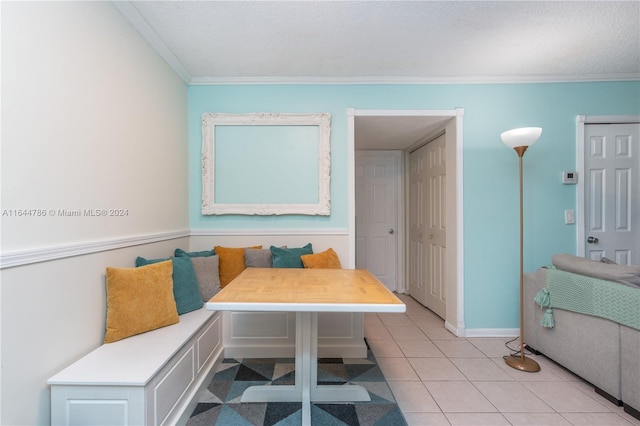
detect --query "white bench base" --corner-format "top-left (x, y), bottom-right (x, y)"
top-left (47, 307), bottom-right (365, 425)
top-left (48, 308), bottom-right (222, 426)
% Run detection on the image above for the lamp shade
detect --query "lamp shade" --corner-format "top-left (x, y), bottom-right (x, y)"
top-left (501, 127), bottom-right (542, 149)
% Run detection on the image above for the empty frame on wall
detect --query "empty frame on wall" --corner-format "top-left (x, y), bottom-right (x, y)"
top-left (201, 112), bottom-right (331, 215)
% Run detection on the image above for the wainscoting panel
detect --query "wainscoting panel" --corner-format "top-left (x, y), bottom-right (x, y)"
top-left (222, 311), bottom-right (366, 359)
top-left (318, 312), bottom-right (354, 338)
top-left (230, 312), bottom-right (291, 339)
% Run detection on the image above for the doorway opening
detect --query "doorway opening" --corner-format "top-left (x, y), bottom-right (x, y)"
top-left (348, 109), bottom-right (465, 336)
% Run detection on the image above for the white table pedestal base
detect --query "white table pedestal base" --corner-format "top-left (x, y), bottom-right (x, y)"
top-left (240, 312), bottom-right (370, 425)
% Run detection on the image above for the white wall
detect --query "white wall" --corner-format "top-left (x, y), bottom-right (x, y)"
top-left (1, 2), bottom-right (189, 424)
top-left (1, 1), bottom-right (188, 251)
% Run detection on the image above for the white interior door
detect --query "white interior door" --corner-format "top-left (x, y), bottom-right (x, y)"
top-left (584, 123), bottom-right (640, 264)
top-left (408, 145), bottom-right (428, 306)
top-left (425, 135), bottom-right (447, 317)
top-left (355, 151), bottom-right (399, 291)
top-left (408, 135), bottom-right (447, 318)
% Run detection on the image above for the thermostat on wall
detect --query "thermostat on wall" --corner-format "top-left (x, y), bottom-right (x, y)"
top-left (562, 171), bottom-right (578, 184)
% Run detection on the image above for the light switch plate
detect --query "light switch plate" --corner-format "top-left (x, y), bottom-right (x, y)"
top-left (565, 209), bottom-right (575, 224)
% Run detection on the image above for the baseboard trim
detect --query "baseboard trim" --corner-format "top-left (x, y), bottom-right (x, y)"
top-left (464, 328), bottom-right (519, 338)
top-left (1, 230), bottom-right (190, 269)
top-left (624, 403), bottom-right (640, 421)
top-left (595, 386), bottom-right (623, 407)
top-left (445, 320), bottom-right (465, 337)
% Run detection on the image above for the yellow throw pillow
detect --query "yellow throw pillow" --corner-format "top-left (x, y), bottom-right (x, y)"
top-left (104, 260), bottom-right (179, 343)
top-left (301, 248), bottom-right (342, 269)
top-left (215, 245), bottom-right (262, 287)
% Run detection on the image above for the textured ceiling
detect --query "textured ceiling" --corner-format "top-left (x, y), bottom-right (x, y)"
top-left (116, 1), bottom-right (639, 149)
top-left (354, 115), bottom-right (451, 150)
top-left (121, 1), bottom-right (640, 84)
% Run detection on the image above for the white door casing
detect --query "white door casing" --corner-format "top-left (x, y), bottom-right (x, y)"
top-left (583, 122), bottom-right (640, 264)
top-left (355, 151), bottom-right (400, 292)
top-left (348, 108), bottom-right (465, 336)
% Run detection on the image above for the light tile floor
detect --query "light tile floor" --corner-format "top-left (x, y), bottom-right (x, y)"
top-left (365, 294), bottom-right (640, 426)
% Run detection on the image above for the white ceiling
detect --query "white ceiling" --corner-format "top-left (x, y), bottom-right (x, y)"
top-left (116, 0), bottom-right (640, 149)
top-left (354, 115), bottom-right (452, 150)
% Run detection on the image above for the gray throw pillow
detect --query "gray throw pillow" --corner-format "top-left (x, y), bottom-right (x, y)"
top-left (245, 247), bottom-right (286, 268)
top-left (190, 255), bottom-right (220, 301)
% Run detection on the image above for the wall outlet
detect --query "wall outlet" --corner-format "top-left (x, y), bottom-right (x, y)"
top-left (564, 209), bottom-right (575, 224)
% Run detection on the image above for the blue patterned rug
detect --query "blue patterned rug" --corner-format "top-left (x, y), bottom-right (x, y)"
top-left (186, 342), bottom-right (406, 425)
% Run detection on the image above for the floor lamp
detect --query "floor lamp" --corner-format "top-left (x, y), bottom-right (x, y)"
top-left (501, 127), bottom-right (542, 373)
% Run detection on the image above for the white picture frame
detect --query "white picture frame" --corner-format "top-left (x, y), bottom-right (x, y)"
top-left (201, 112), bottom-right (331, 215)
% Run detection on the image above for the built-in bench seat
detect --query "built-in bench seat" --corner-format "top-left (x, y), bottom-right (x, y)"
top-left (48, 307), bottom-right (222, 426)
top-left (46, 243), bottom-right (363, 425)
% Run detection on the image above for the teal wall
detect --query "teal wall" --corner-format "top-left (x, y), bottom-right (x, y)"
top-left (214, 125), bottom-right (320, 204)
top-left (188, 82), bottom-right (640, 329)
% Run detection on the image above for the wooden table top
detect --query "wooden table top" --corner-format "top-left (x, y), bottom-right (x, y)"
top-left (206, 268), bottom-right (406, 313)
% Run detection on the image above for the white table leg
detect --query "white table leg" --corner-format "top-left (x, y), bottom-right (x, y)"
top-left (241, 310), bottom-right (370, 425)
top-left (300, 311), bottom-right (313, 426)
top-left (239, 312), bottom-right (312, 407)
top-left (306, 311), bottom-right (369, 403)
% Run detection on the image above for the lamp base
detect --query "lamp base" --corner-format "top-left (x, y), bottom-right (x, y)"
top-left (505, 355), bottom-right (540, 372)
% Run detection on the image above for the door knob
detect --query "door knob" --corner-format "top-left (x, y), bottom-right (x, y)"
top-left (388, 229), bottom-right (394, 235)
top-left (587, 236), bottom-right (599, 244)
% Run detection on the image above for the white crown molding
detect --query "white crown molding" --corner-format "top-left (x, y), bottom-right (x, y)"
top-left (112, 1), bottom-right (192, 84)
top-left (1, 230), bottom-right (190, 269)
top-left (189, 73), bottom-right (640, 86)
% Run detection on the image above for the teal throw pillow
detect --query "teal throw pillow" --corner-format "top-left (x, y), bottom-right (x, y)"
top-left (174, 248), bottom-right (215, 258)
top-left (135, 256), bottom-right (203, 314)
top-left (270, 243), bottom-right (313, 268)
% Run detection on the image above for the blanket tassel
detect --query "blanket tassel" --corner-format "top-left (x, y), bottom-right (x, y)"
top-left (534, 288), bottom-right (550, 308)
top-left (541, 308), bottom-right (555, 328)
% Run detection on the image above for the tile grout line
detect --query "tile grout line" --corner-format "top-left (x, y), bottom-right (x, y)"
top-left (367, 297), bottom-right (640, 426)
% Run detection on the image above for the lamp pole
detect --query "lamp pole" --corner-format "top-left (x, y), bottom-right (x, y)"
top-left (500, 127), bottom-right (542, 373)
top-left (504, 145), bottom-right (540, 372)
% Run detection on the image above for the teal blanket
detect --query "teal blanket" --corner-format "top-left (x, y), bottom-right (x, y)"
top-left (534, 266), bottom-right (640, 331)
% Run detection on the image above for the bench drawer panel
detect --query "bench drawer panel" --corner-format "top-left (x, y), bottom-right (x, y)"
top-left (67, 399), bottom-right (128, 426)
top-left (50, 386), bottom-right (145, 426)
top-left (154, 346), bottom-right (195, 425)
top-left (197, 315), bottom-right (221, 371)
